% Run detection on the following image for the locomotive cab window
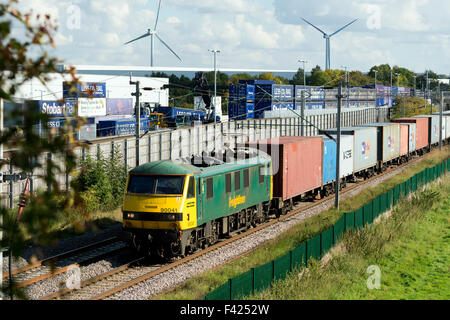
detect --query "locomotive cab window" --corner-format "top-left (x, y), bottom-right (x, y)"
top-left (226, 174), bottom-right (231, 193)
top-left (235, 171), bottom-right (241, 191)
top-left (187, 177), bottom-right (195, 199)
top-left (244, 169), bottom-right (249, 188)
top-left (259, 165), bottom-right (265, 184)
top-left (206, 177), bottom-right (213, 199)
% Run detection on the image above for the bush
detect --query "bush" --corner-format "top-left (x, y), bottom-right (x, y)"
top-left (73, 149), bottom-right (127, 214)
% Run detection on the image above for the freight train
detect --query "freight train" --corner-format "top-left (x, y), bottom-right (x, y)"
top-left (121, 114), bottom-right (449, 258)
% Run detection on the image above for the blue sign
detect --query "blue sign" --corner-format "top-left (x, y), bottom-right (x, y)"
top-left (63, 82), bottom-right (106, 98)
top-left (39, 101), bottom-right (75, 117)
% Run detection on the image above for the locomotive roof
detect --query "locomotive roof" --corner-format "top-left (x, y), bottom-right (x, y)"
top-left (130, 156), bottom-right (271, 177)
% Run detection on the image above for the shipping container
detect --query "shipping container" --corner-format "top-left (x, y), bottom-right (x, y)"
top-left (106, 98), bottom-right (133, 115)
top-left (396, 123), bottom-right (417, 155)
top-left (324, 127), bottom-right (378, 174)
top-left (320, 135), bottom-right (354, 185)
top-left (229, 83), bottom-right (255, 103)
top-left (294, 101), bottom-right (324, 110)
top-left (361, 123), bottom-right (400, 164)
top-left (246, 136), bottom-right (323, 201)
top-left (392, 117), bottom-right (428, 151)
top-left (97, 118), bottom-right (149, 137)
top-left (412, 115), bottom-right (442, 145)
top-left (399, 124), bottom-right (409, 156)
top-left (255, 102), bottom-right (294, 119)
top-left (254, 84), bottom-right (294, 104)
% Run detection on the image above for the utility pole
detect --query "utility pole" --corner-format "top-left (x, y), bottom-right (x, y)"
top-left (413, 75), bottom-right (417, 97)
top-left (130, 74), bottom-right (153, 167)
top-left (0, 97), bottom-right (3, 300)
top-left (374, 70), bottom-right (378, 108)
top-left (299, 60), bottom-right (307, 136)
top-left (335, 82), bottom-right (343, 209)
top-left (301, 90), bottom-right (305, 136)
top-left (130, 74), bottom-right (141, 168)
top-left (210, 49), bottom-right (220, 124)
top-left (440, 91), bottom-right (443, 151)
top-left (390, 70), bottom-right (393, 106)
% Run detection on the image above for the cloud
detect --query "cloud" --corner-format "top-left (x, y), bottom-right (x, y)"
top-left (9, 0), bottom-right (450, 74)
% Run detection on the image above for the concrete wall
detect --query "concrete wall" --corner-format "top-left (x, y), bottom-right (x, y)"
top-left (1, 107), bottom-right (390, 208)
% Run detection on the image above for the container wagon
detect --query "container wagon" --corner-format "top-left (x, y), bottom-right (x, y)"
top-left (412, 115), bottom-right (444, 147)
top-left (392, 117), bottom-right (429, 154)
top-left (323, 127), bottom-right (378, 179)
top-left (320, 135), bottom-right (354, 196)
top-left (245, 136), bottom-right (323, 215)
top-left (361, 123), bottom-right (401, 170)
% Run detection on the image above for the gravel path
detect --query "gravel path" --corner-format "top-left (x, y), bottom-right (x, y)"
top-left (2, 223), bottom-right (122, 275)
top-left (108, 161), bottom-right (421, 300)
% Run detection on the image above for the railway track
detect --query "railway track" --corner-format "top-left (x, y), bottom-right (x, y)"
top-left (3, 237), bottom-right (127, 290)
top-left (39, 151), bottom-right (433, 300)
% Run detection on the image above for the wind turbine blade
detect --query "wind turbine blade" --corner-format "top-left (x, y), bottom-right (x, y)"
top-left (124, 32), bottom-right (150, 45)
top-left (155, 33), bottom-right (182, 62)
top-left (154, 0), bottom-right (162, 31)
top-left (301, 17), bottom-right (327, 35)
top-left (329, 19), bottom-right (358, 37)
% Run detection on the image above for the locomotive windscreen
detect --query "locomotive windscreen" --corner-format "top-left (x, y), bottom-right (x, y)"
top-left (127, 175), bottom-right (185, 195)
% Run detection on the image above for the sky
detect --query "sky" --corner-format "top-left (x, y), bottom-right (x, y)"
top-left (11, 0), bottom-right (450, 75)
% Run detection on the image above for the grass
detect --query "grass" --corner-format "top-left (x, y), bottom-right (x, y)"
top-left (247, 174), bottom-right (450, 300)
top-left (155, 146), bottom-right (450, 300)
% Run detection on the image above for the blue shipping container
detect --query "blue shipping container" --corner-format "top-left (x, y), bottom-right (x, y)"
top-left (322, 138), bottom-right (337, 185)
top-left (157, 106), bottom-right (205, 122)
top-left (106, 98), bottom-right (133, 115)
top-left (255, 102), bottom-right (293, 118)
top-left (255, 84), bottom-right (294, 102)
top-left (229, 84), bottom-right (255, 103)
top-left (97, 118), bottom-right (150, 137)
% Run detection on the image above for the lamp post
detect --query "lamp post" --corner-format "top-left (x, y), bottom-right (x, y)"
top-left (413, 75), bottom-right (417, 97)
top-left (209, 49), bottom-right (220, 124)
top-left (374, 70), bottom-right (378, 106)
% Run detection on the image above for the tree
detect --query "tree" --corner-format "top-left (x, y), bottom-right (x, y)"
top-left (309, 65), bottom-right (327, 86)
top-left (0, 0), bottom-right (83, 299)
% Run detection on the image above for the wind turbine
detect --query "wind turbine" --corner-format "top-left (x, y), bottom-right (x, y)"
top-left (301, 17), bottom-right (358, 70)
top-left (124, 0), bottom-right (182, 66)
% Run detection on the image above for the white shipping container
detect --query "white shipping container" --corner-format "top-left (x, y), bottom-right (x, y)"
top-left (327, 134), bottom-right (354, 178)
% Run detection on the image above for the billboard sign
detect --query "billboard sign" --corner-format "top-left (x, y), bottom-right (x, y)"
top-left (106, 98), bottom-right (134, 115)
top-left (63, 82), bottom-right (106, 98)
top-left (39, 100), bottom-right (75, 117)
top-left (78, 98), bottom-right (107, 117)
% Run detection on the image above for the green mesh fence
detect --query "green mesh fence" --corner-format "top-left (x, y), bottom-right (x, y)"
top-left (334, 215), bottom-right (345, 243)
top-left (230, 269), bottom-right (254, 300)
top-left (274, 252), bottom-right (291, 281)
top-left (373, 195), bottom-right (381, 219)
top-left (355, 208), bottom-right (363, 229)
top-left (363, 202), bottom-right (373, 225)
top-left (321, 228), bottom-right (333, 256)
top-left (205, 280), bottom-right (230, 300)
top-left (307, 234), bottom-right (321, 263)
top-left (345, 211), bottom-right (355, 231)
top-left (204, 159), bottom-right (449, 300)
top-left (291, 243), bottom-right (306, 270)
top-left (253, 261), bottom-right (273, 293)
